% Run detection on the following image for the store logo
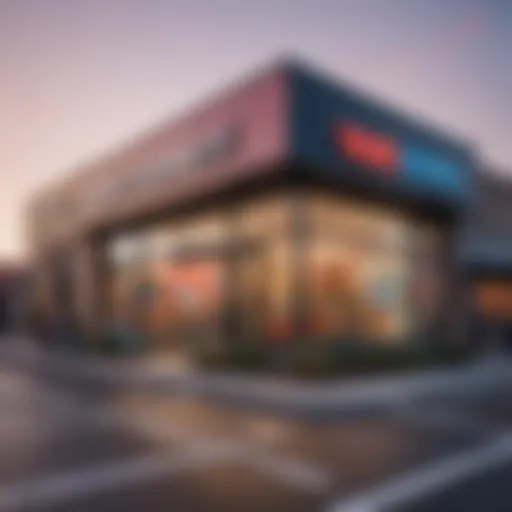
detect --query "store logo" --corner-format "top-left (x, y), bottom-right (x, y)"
top-left (333, 122), bottom-right (465, 196)
top-left (401, 146), bottom-right (464, 193)
top-left (334, 123), bottom-right (399, 173)
top-left (97, 124), bottom-right (241, 205)
top-left (149, 124), bottom-right (241, 178)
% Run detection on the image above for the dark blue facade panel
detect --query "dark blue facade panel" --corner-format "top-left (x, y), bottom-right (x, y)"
top-left (289, 65), bottom-right (474, 206)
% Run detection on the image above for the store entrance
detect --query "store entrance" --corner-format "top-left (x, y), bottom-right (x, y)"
top-left (229, 241), bottom-right (293, 345)
top-left (141, 256), bottom-right (225, 358)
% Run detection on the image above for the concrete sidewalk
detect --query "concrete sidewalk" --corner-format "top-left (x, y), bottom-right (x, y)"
top-left (1, 336), bottom-right (511, 417)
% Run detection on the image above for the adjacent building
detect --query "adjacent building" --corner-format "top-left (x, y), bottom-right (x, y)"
top-left (27, 58), bottom-right (477, 355)
top-left (460, 169), bottom-right (512, 344)
top-left (0, 262), bottom-right (30, 334)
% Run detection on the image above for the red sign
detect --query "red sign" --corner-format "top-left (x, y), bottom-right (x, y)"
top-left (334, 123), bottom-right (399, 173)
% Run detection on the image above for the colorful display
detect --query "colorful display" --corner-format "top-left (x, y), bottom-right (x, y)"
top-left (106, 192), bottom-right (444, 352)
top-left (307, 194), bottom-right (413, 340)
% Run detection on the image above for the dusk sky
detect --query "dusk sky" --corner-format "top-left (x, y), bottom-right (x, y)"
top-left (1, 0), bottom-right (510, 258)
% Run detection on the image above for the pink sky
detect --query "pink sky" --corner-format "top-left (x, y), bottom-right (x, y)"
top-left (1, 0), bottom-right (509, 258)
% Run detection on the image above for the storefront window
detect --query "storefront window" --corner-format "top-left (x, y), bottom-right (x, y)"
top-left (107, 210), bottom-right (229, 352)
top-left (105, 192), bottom-right (445, 350)
top-left (108, 232), bottom-right (149, 331)
top-left (233, 194), bottom-right (293, 344)
top-left (306, 193), bottom-right (418, 342)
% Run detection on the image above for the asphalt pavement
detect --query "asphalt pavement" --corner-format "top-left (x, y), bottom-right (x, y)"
top-left (0, 356), bottom-right (511, 511)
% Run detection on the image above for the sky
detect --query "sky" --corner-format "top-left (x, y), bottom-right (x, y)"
top-left (0, 0), bottom-right (510, 258)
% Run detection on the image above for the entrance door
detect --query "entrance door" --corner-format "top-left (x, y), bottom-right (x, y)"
top-left (230, 242), bottom-right (292, 345)
top-left (145, 257), bottom-right (225, 356)
top-left (230, 247), bottom-right (268, 343)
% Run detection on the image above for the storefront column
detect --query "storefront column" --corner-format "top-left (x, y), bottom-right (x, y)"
top-left (222, 205), bottom-right (242, 347)
top-left (439, 225), bottom-right (461, 343)
top-left (290, 190), bottom-right (311, 340)
top-left (74, 236), bottom-right (108, 349)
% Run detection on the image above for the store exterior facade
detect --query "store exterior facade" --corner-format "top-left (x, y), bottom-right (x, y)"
top-left (28, 59), bottom-right (476, 356)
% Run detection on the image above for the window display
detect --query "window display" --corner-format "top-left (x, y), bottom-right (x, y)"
top-left (148, 260), bottom-right (224, 350)
top-left (306, 193), bottom-right (435, 342)
top-left (108, 232), bottom-right (148, 330)
top-left (104, 191), bottom-right (445, 352)
top-left (306, 242), bottom-right (410, 340)
top-left (235, 241), bottom-right (293, 343)
top-left (233, 194), bottom-right (293, 343)
top-left (107, 211), bottom-right (228, 352)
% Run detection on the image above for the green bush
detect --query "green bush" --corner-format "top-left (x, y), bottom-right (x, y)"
top-left (99, 325), bottom-right (142, 357)
top-left (190, 342), bottom-right (270, 372)
top-left (190, 344), bottom-right (226, 368)
top-left (188, 336), bottom-right (476, 378)
top-left (288, 340), bottom-right (476, 379)
top-left (288, 343), bottom-right (338, 378)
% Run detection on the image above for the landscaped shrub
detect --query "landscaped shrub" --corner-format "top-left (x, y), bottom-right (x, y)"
top-left (289, 339), bottom-right (476, 379)
top-left (100, 325), bottom-right (142, 357)
top-left (187, 336), bottom-right (477, 378)
top-left (288, 342), bottom-right (338, 378)
top-left (190, 342), bottom-right (270, 372)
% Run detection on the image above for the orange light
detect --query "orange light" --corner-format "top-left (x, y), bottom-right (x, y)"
top-left (475, 281), bottom-right (512, 320)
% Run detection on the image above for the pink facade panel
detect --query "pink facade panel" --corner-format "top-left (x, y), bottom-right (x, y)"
top-left (77, 66), bottom-right (289, 230)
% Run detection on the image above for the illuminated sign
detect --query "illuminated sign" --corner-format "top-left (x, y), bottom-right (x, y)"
top-left (334, 123), bottom-right (399, 173)
top-left (401, 146), bottom-right (464, 193)
top-left (334, 121), bottom-right (465, 195)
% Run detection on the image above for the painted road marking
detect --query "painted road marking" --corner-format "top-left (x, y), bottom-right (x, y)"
top-left (326, 435), bottom-right (512, 512)
top-left (92, 406), bottom-right (331, 492)
top-left (238, 447), bottom-right (331, 491)
top-left (0, 442), bottom-right (230, 512)
top-left (0, 372), bottom-right (81, 429)
top-left (395, 407), bottom-right (503, 438)
top-left (0, 432), bottom-right (328, 511)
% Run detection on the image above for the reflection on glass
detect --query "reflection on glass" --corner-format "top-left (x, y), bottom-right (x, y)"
top-left (234, 194), bottom-right (293, 344)
top-left (104, 191), bottom-right (444, 351)
top-left (306, 193), bottom-right (440, 342)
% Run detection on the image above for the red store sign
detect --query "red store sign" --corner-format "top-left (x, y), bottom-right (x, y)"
top-left (333, 123), bottom-right (399, 173)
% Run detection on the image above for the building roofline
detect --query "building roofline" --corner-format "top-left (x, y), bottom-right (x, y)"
top-left (34, 53), bottom-right (478, 202)
top-left (281, 54), bottom-right (475, 156)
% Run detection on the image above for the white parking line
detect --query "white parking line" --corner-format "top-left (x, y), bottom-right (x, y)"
top-left (239, 448), bottom-right (331, 491)
top-left (0, 443), bottom-right (229, 512)
top-left (327, 435), bottom-right (512, 512)
top-left (393, 406), bottom-right (498, 436)
top-left (85, 404), bottom-right (332, 492)
top-left (0, 369), bottom-right (330, 499)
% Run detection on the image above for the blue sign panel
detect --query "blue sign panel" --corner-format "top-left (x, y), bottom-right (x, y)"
top-left (289, 62), bottom-right (474, 207)
top-left (401, 145), bottom-right (467, 197)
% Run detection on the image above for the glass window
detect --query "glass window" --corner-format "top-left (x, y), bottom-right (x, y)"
top-left (106, 209), bottom-right (229, 352)
top-left (232, 194), bottom-right (294, 343)
top-left (306, 193), bottom-right (430, 342)
top-left (237, 194), bottom-right (291, 241)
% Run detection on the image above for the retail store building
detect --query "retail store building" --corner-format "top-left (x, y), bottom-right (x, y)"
top-left (28, 59), bottom-right (476, 354)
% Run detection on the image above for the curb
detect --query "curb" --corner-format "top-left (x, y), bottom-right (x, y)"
top-left (2, 340), bottom-right (512, 419)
